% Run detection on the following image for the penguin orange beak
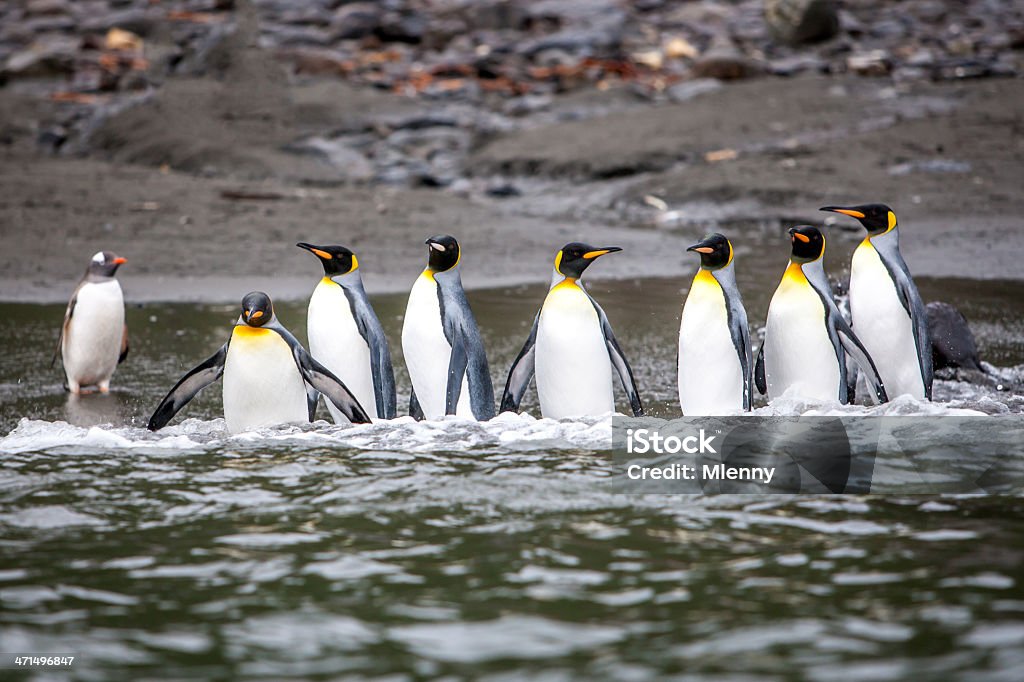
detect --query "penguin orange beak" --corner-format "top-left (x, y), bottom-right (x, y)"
top-left (113, 257), bottom-right (127, 265)
top-left (297, 242), bottom-right (332, 260)
top-left (820, 206), bottom-right (865, 219)
top-left (248, 310), bottom-right (263, 320)
top-left (788, 228), bottom-right (810, 243)
top-left (582, 247), bottom-right (621, 259)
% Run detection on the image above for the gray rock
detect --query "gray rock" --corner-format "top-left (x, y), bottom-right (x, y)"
top-left (666, 78), bottom-right (723, 102)
top-left (376, 11), bottom-right (426, 44)
top-left (463, 1), bottom-right (529, 31)
top-left (927, 301), bottom-right (982, 372)
top-left (331, 2), bottom-right (381, 41)
top-left (764, 0), bottom-right (839, 45)
top-left (691, 38), bottom-right (765, 80)
top-left (1, 36), bottom-right (78, 79)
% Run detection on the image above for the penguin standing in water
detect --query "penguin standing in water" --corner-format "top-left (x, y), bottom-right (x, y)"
top-left (678, 234), bottom-right (751, 415)
top-left (820, 204), bottom-right (932, 400)
top-left (53, 251), bottom-right (129, 394)
top-left (500, 243), bottom-right (643, 419)
top-left (297, 242), bottom-right (397, 421)
top-left (401, 235), bottom-right (494, 421)
top-left (755, 227), bottom-right (888, 405)
top-left (148, 292), bottom-right (370, 433)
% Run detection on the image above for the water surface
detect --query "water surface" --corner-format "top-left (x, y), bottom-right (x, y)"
top-left (2, 277), bottom-right (1023, 680)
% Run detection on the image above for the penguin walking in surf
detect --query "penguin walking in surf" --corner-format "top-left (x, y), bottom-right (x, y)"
top-left (821, 204), bottom-right (933, 400)
top-left (755, 226), bottom-right (888, 405)
top-left (297, 242), bottom-right (397, 420)
top-left (148, 292), bottom-right (370, 433)
top-left (678, 234), bottom-right (752, 415)
top-left (53, 251), bottom-right (129, 394)
top-left (500, 243), bottom-right (643, 419)
top-left (401, 235), bottom-right (494, 421)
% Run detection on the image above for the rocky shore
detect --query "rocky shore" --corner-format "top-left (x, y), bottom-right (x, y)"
top-left (1, 0), bottom-right (1022, 301)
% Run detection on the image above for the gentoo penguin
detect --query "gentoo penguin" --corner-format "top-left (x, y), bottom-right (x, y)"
top-left (754, 227), bottom-right (888, 405)
top-left (297, 242), bottom-right (397, 420)
top-left (401, 235), bottom-right (495, 420)
top-left (148, 292), bottom-right (370, 433)
top-left (678, 233), bottom-right (752, 415)
top-left (500, 243), bottom-right (643, 419)
top-left (53, 251), bottom-right (129, 394)
top-left (821, 204), bottom-right (933, 400)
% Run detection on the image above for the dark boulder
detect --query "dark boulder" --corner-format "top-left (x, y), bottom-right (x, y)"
top-left (927, 301), bottom-right (982, 372)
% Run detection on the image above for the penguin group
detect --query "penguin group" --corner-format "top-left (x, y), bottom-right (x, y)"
top-left (52, 203), bottom-right (932, 433)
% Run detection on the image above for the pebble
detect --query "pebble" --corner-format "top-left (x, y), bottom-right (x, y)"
top-left (764, 0), bottom-right (840, 45)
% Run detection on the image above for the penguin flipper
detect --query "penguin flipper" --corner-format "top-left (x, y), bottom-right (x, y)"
top-left (148, 344), bottom-right (228, 431)
top-left (445, 338), bottom-right (468, 416)
top-left (499, 312), bottom-right (539, 413)
top-left (754, 343), bottom-right (766, 396)
top-left (306, 386), bottom-right (320, 422)
top-left (591, 297), bottom-right (643, 417)
top-left (892, 269), bottom-right (934, 400)
top-left (348, 289), bottom-right (398, 419)
top-left (833, 316), bottom-right (888, 404)
top-left (370, 334), bottom-right (398, 419)
top-left (118, 324), bottom-right (130, 364)
top-left (295, 349), bottom-right (371, 424)
top-left (51, 292), bottom-right (77, 369)
top-left (409, 388), bottom-right (425, 421)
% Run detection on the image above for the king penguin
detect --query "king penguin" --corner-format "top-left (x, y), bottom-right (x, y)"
top-left (500, 243), bottom-right (643, 419)
top-left (820, 204), bottom-right (932, 400)
top-left (401, 235), bottom-right (495, 421)
top-left (297, 242), bottom-right (397, 421)
top-left (148, 292), bottom-right (370, 433)
top-left (678, 233), bottom-right (752, 415)
top-left (755, 227), bottom-right (888, 405)
top-left (53, 251), bottom-right (129, 394)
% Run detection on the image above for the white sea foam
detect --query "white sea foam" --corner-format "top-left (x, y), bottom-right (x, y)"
top-left (0, 393), bottom-right (995, 456)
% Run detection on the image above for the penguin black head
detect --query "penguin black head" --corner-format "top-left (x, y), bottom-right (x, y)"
top-left (425, 235), bottom-right (460, 273)
top-left (555, 242), bottom-right (622, 279)
top-left (87, 251), bottom-right (127, 278)
top-left (241, 291), bottom-right (273, 327)
top-left (686, 233), bottom-right (733, 270)
top-left (297, 242), bottom-right (358, 277)
top-left (820, 203), bottom-right (896, 236)
top-left (788, 226), bottom-right (825, 264)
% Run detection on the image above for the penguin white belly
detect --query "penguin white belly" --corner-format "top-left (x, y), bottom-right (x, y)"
top-left (401, 274), bottom-right (471, 419)
top-left (850, 242), bottom-right (924, 399)
top-left (307, 279), bottom-right (377, 421)
top-left (222, 327), bottom-right (309, 433)
top-left (764, 268), bottom-right (840, 402)
top-left (535, 282), bottom-right (613, 418)
top-left (63, 280), bottom-right (124, 390)
top-left (678, 272), bottom-right (744, 415)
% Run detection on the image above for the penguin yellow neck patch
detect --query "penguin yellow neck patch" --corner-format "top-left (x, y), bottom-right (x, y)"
top-left (781, 262), bottom-right (808, 287)
top-left (552, 277), bottom-right (579, 292)
top-left (233, 325), bottom-right (272, 340)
